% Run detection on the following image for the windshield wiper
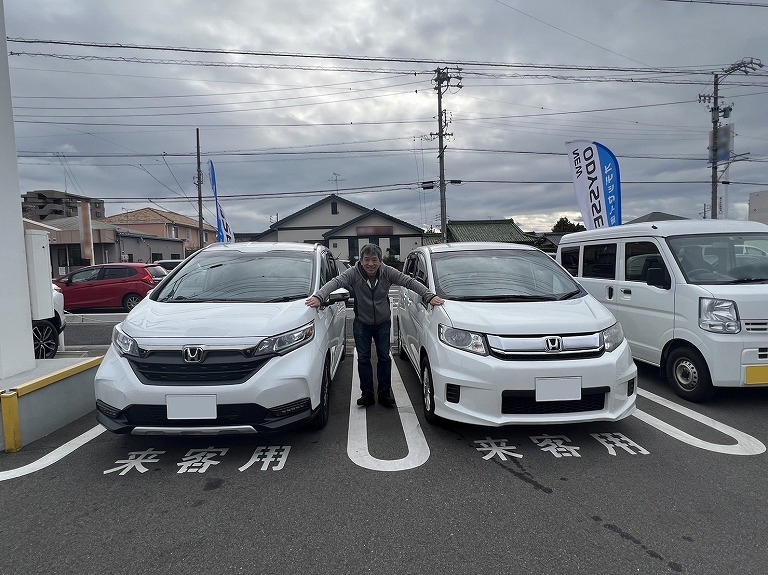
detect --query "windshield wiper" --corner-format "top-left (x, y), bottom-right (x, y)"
top-left (449, 294), bottom-right (556, 302)
top-left (728, 278), bottom-right (768, 284)
top-left (264, 294), bottom-right (309, 303)
top-left (557, 289), bottom-right (582, 300)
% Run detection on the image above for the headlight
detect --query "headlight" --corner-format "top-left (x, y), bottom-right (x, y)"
top-left (112, 324), bottom-right (139, 357)
top-left (256, 321), bottom-right (315, 356)
top-left (601, 322), bottom-right (625, 353)
top-left (699, 298), bottom-right (740, 333)
top-left (439, 324), bottom-right (488, 355)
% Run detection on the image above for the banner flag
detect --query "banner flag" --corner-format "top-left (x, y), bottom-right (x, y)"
top-left (565, 140), bottom-right (622, 230)
top-left (209, 160), bottom-right (234, 243)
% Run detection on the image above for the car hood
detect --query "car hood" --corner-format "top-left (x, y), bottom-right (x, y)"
top-left (441, 295), bottom-right (615, 334)
top-left (120, 299), bottom-right (316, 341)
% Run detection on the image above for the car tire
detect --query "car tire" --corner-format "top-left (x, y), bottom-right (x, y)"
top-left (122, 293), bottom-right (142, 311)
top-left (666, 346), bottom-right (714, 402)
top-left (32, 319), bottom-right (59, 359)
top-left (420, 357), bottom-right (439, 424)
top-left (311, 357), bottom-right (331, 430)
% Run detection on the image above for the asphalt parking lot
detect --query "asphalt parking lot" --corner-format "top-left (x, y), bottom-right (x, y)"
top-left (2, 337), bottom-right (768, 575)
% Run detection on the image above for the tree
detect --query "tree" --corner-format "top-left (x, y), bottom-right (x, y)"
top-left (552, 217), bottom-right (586, 233)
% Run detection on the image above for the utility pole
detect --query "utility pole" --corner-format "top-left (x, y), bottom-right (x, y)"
top-left (432, 67), bottom-right (462, 242)
top-left (196, 128), bottom-right (204, 250)
top-left (698, 57), bottom-right (762, 219)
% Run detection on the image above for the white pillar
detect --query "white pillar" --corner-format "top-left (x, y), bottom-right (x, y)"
top-left (0, 1), bottom-right (36, 377)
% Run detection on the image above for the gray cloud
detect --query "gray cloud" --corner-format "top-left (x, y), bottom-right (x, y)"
top-left (5, 0), bottom-right (767, 233)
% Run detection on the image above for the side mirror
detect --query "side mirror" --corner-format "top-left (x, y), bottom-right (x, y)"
top-left (646, 267), bottom-right (671, 290)
top-left (327, 288), bottom-right (350, 304)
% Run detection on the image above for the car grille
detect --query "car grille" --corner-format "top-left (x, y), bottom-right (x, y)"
top-left (501, 387), bottom-right (607, 414)
top-left (487, 332), bottom-right (604, 361)
top-left (128, 349), bottom-right (270, 385)
top-left (116, 399), bottom-right (311, 427)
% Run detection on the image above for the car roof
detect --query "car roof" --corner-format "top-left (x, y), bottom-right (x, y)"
top-left (558, 219), bottom-right (768, 244)
top-left (202, 241), bottom-right (322, 254)
top-left (423, 241), bottom-right (538, 254)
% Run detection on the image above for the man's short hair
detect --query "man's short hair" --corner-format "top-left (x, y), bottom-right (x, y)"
top-left (360, 243), bottom-right (383, 260)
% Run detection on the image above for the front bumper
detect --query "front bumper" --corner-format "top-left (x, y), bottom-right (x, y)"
top-left (94, 340), bottom-right (325, 435)
top-left (429, 340), bottom-right (637, 426)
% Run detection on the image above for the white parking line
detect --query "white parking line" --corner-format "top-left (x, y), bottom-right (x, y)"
top-left (0, 424), bottom-right (106, 481)
top-left (346, 350), bottom-right (431, 471)
top-left (634, 388), bottom-right (765, 455)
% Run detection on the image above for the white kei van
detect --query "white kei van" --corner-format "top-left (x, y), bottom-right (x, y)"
top-left (557, 219), bottom-right (768, 401)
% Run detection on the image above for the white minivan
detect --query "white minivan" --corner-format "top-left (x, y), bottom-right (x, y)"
top-left (558, 219), bottom-right (768, 401)
top-left (397, 242), bottom-right (637, 426)
top-left (95, 242), bottom-right (349, 434)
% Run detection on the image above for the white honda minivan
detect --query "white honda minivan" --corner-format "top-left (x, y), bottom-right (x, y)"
top-left (95, 242), bottom-right (349, 434)
top-left (396, 242), bottom-right (637, 426)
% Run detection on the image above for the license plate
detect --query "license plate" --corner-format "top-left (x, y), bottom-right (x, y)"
top-left (535, 377), bottom-right (582, 402)
top-left (166, 395), bottom-right (217, 419)
top-left (745, 365), bottom-right (768, 385)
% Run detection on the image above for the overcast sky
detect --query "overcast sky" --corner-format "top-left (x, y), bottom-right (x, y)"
top-left (4, 0), bottom-right (768, 234)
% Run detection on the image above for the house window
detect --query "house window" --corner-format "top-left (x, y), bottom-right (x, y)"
top-left (332, 242), bottom-right (338, 248)
top-left (171, 225), bottom-right (179, 239)
top-left (203, 231), bottom-right (209, 243)
top-left (187, 228), bottom-right (192, 239)
top-left (331, 201), bottom-right (338, 215)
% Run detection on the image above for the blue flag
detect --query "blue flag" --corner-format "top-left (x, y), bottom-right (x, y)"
top-left (565, 140), bottom-right (622, 230)
top-left (209, 160), bottom-right (234, 243)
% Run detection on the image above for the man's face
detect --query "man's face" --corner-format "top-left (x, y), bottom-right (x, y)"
top-left (361, 254), bottom-right (382, 277)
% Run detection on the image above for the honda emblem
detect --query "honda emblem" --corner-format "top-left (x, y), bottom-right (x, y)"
top-left (544, 336), bottom-right (562, 353)
top-left (182, 346), bottom-right (205, 363)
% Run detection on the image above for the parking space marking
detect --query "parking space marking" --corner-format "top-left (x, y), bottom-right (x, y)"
top-left (0, 424), bottom-right (106, 481)
top-left (634, 388), bottom-right (765, 455)
top-left (346, 350), bottom-right (430, 471)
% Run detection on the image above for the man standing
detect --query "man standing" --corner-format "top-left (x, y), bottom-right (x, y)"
top-left (306, 243), bottom-right (444, 407)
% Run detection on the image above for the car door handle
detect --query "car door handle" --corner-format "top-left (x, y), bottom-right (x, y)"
top-left (620, 288), bottom-right (632, 295)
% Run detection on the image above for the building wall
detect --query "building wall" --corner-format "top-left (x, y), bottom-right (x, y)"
top-left (748, 190), bottom-right (768, 225)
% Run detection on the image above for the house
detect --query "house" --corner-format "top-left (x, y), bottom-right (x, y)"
top-left (238, 194), bottom-right (425, 263)
top-left (23, 217), bottom-right (184, 278)
top-left (21, 189), bottom-right (106, 222)
top-left (102, 207), bottom-right (217, 255)
top-left (625, 212), bottom-right (688, 224)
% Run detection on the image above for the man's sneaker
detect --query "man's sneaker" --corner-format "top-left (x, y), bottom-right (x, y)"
top-left (378, 392), bottom-right (395, 408)
top-left (357, 392), bottom-right (375, 407)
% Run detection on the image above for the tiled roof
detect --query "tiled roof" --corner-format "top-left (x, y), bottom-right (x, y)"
top-left (447, 219), bottom-right (534, 244)
top-left (102, 207), bottom-right (216, 231)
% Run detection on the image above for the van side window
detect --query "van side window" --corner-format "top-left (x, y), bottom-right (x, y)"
top-left (625, 242), bottom-right (666, 282)
top-left (560, 247), bottom-right (580, 276)
top-left (583, 244), bottom-right (616, 279)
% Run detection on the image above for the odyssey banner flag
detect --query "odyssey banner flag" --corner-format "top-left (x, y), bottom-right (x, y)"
top-left (565, 140), bottom-right (622, 230)
top-left (209, 160), bottom-right (234, 243)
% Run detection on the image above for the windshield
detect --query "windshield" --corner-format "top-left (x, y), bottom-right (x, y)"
top-left (431, 249), bottom-right (583, 301)
top-left (668, 233), bottom-right (768, 284)
top-left (153, 250), bottom-right (314, 303)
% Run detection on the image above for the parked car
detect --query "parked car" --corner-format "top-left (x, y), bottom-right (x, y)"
top-left (32, 284), bottom-right (67, 359)
top-left (558, 219), bottom-right (768, 402)
top-left (153, 259), bottom-right (185, 271)
top-left (94, 242), bottom-right (349, 435)
top-left (396, 242), bottom-right (637, 426)
top-left (53, 263), bottom-right (167, 312)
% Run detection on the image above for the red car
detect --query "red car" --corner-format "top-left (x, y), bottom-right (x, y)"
top-left (54, 263), bottom-right (167, 311)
